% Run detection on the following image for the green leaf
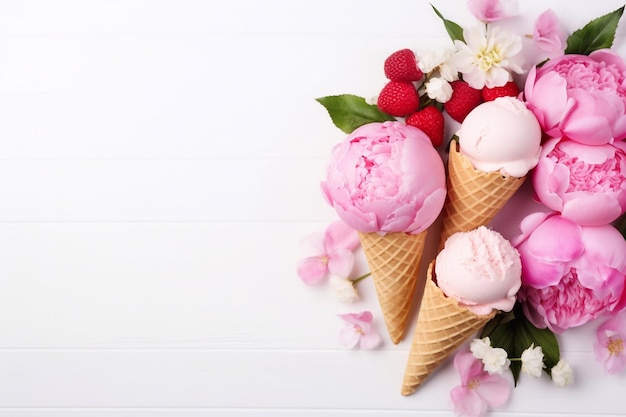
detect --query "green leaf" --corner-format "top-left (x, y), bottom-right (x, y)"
top-left (482, 305), bottom-right (560, 384)
top-left (517, 313), bottom-right (560, 370)
top-left (564, 6), bottom-right (625, 55)
top-left (316, 94), bottom-right (395, 134)
top-left (431, 4), bottom-right (465, 43)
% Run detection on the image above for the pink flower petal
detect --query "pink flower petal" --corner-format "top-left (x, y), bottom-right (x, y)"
top-left (324, 220), bottom-right (360, 252)
top-left (327, 249), bottom-right (355, 278)
top-left (467, 0), bottom-right (518, 22)
top-left (533, 8), bottom-right (567, 58)
top-left (337, 325), bottom-right (361, 349)
top-left (298, 232), bottom-right (325, 257)
top-left (359, 329), bottom-right (382, 350)
top-left (297, 256), bottom-right (328, 285)
top-left (475, 373), bottom-right (511, 407)
top-left (562, 193), bottom-right (622, 226)
top-left (526, 215), bottom-right (583, 263)
top-left (451, 386), bottom-right (487, 417)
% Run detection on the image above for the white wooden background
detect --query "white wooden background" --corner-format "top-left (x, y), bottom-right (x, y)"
top-left (0, 0), bottom-right (625, 416)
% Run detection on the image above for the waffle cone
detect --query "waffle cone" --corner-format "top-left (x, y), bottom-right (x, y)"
top-left (358, 230), bottom-right (427, 344)
top-left (401, 261), bottom-right (495, 396)
top-left (439, 143), bottom-right (525, 249)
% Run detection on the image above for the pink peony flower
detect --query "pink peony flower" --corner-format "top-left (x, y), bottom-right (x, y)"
top-left (450, 350), bottom-right (511, 417)
top-left (297, 220), bottom-right (360, 285)
top-left (524, 49), bottom-right (626, 145)
top-left (467, 0), bottom-right (518, 22)
top-left (514, 213), bottom-right (626, 333)
top-left (594, 313), bottom-right (626, 374)
top-left (533, 9), bottom-right (567, 58)
top-left (337, 311), bottom-right (382, 349)
top-left (321, 121), bottom-right (446, 235)
top-left (532, 138), bottom-right (626, 226)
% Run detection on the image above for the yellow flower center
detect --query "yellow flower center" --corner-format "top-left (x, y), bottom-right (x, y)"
top-left (467, 378), bottom-right (480, 390)
top-left (607, 337), bottom-right (624, 356)
top-left (354, 325), bottom-right (364, 335)
top-left (477, 47), bottom-right (502, 71)
top-left (319, 254), bottom-right (329, 265)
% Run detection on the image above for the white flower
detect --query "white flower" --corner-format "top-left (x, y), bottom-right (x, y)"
top-left (329, 275), bottom-right (359, 303)
top-left (417, 48), bottom-right (457, 77)
top-left (470, 337), bottom-right (510, 374)
top-left (424, 77), bottom-right (453, 103)
top-left (520, 344), bottom-right (545, 378)
top-left (470, 337), bottom-right (492, 359)
top-left (482, 347), bottom-right (511, 374)
top-left (551, 359), bottom-right (574, 387)
top-left (451, 24), bottom-right (524, 89)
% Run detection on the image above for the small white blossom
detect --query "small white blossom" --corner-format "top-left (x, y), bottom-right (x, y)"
top-left (451, 24), bottom-right (524, 89)
top-left (424, 77), bottom-right (453, 103)
top-left (482, 347), bottom-right (511, 374)
top-left (417, 48), bottom-right (457, 77)
top-left (330, 275), bottom-right (359, 303)
top-left (470, 337), bottom-right (492, 359)
top-left (551, 359), bottom-right (574, 387)
top-left (520, 344), bottom-right (545, 378)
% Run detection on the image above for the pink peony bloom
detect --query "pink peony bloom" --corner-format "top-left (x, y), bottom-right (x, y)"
top-left (297, 220), bottom-right (360, 285)
top-left (514, 213), bottom-right (626, 333)
top-left (594, 313), bottom-right (626, 374)
top-left (532, 138), bottom-right (626, 226)
top-left (450, 350), bottom-right (511, 417)
top-left (337, 311), bottom-right (382, 349)
top-left (524, 50), bottom-right (626, 145)
top-left (467, 0), bottom-right (518, 22)
top-left (321, 122), bottom-right (446, 235)
top-left (533, 9), bottom-right (567, 58)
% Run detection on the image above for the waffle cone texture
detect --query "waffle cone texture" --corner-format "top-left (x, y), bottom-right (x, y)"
top-left (401, 261), bottom-right (495, 396)
top-left (358, 231), bottom-right (427, 344)
top-left (438, 143), bottom-right (525, 249)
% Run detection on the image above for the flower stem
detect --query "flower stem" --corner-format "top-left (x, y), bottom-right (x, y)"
top-left (351, 272), bottom-right (371, 285)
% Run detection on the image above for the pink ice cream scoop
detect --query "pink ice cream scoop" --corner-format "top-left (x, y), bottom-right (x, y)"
top-left (321, 121), bottom-right (447, 235)
top-left (456, 96), bottom-right (542, 177)
top-left (435, 226), bottom-right (522, 315)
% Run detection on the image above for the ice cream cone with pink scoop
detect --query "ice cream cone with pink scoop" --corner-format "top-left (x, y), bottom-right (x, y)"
top-left (438, 96), bottom-right (542, 250)
top-left (402, 226), bottom-right (522, 395)
top-left (321, 121), bottom-right (447, 344)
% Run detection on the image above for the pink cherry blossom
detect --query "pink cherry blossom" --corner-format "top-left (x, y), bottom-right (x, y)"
top-left (450, 350), bottom-right (511, 417)
top-left (514, 213), bottom-right (626, 333)
top-left (532, 138), bottom-right (626, 226)
top-left (524, 50), bottom-right (626, 145)
top-left (337, 311), bottom-right (382, 349)
top-left (594, 313), bottom-right (626, 374)
top-left (467, 0), bottom-right (518, 22)
top-left (297, 220), bottom-right (360, 285)
top-left (533, 9), bottom-right (567, 58)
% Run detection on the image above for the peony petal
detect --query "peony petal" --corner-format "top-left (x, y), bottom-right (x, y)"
top-left (562, 193), bottom-right (622, 226)
top-left (327, 249), bottom-right (355, 278)
top-left (525, 215), bottom-right (583, 262)
top-left (527, 72), bottom-right (568, 133)
top-left (297, 256), bottom-right (328, 285)
top-left (519, 252), bottom-right (566, 287)
top-left (324, 220), bottom-right (360, 252)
